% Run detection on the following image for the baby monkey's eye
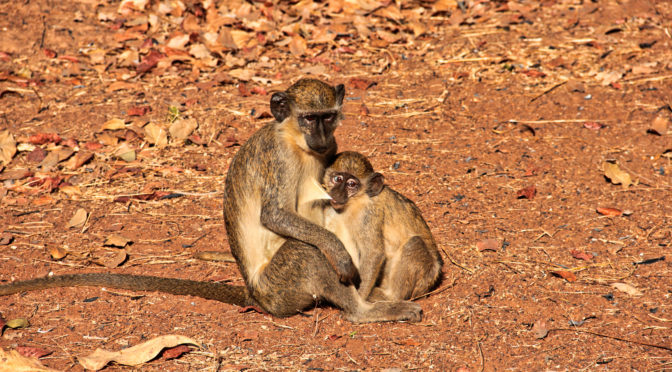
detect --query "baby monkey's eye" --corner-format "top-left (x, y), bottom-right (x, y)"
top-left (333, 175), bottom-right (344, 183)
top-left (323, 113), bottom-right (336, 124)
top-left (346, 179), bottom-right (358, 189)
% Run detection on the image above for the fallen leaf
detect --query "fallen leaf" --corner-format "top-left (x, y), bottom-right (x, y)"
top-left (349, 78), bottom-right (376, 90)
top-left (66, 152), bottom-right (94, 170)
top-left (610, 282), bottom-right (643, 296)
top-left (289, 35), bottom-right (307, 56)
top-left (6, 318), bottom-right (29, 329)
top-left (104, 234), bottom-right (132, 248)
top-left (193, 251), bottom-right (236, 262)
top-left (476, 239), bottom-right (499, 252)
top-left (16, 346), bottom-right (52, 359)
top-left (137, 50), bottom-right (165, 73)
top-left (0, 168), bottom-right (32, 181)
top-left (531, 319), bottom-right (548, 339)
top-left (595, 70), bottom-right (623, 86)
top-left (648, 116), bottom-right (669, 135)
top-left (66, 208), bottom-right (88, 229)
top-left (0, 232), bottom-right (13, 245)
top-left (102, 118), bottom-right (127, 131)
top-left (161, 345), bottom-right (191, 360)
top-left (0, 349), bottom-right (58, 372)
top-left (27, 133), bottom-right (61, 145)
top-left (169, 118), bottom-right (198, 141)
top-left (551, 270), bottom-right (577, 282)
top-left (0, 130), bottom-right (17, 165)
top-left (516, 185), bottom-right (536, 199)
top-left (603, 162), bottom-right (631, 188)
top-left (94, 249), bottom-right (127, 268)
top-left (49, 245), bottom-right (68, 260)
top-left (78, 335), bottom-right (200, 370)
top-left (583, 121), bottom-right (604, 130)
top-left (26, 147), bottom-right (47, 163)
top-left (596, 207), bottom-right (622, 216)
top-left (115, 142), bottom-right (136, 162)
top-left (128, 106), bottom-right (151, 116)
top-left (144, 123), bottom-right (168, 147)
top-left (520, 69), bottom-right (546, 78)
top-left (32, 195), bottom-right (54, 206)
top-left (570, 249), bottom-right (593, 261)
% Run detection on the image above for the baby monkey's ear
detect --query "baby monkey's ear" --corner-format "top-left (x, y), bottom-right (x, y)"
top-left (366, 172), bottom-right (384, 197)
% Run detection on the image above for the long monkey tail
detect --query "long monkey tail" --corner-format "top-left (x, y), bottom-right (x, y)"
top-left (0, 273), bottom-right (257, 307)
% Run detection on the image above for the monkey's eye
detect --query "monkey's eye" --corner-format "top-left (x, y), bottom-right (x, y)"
top-left (346, 179), bottom-right (358, 189)
top-left (322, 113), bottom-right (336, 125)
top-left (333, 175), bottom-right (344, 184)
top-left (303, 115), bottom-right (318, 124)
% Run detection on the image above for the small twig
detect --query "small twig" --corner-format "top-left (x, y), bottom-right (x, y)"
top-left (344, 350), bottom-right (359, 365)
top-left (440, 246), bottom-right (474, 274)
top-left (478, 341), bottom-right (485, 372)
top-left (549, 328), bottom-right (672, 351)
top-left (530, 81), bottom-right (567, 102)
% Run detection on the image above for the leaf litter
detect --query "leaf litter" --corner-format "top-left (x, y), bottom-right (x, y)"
top-left (1, 0), bottom-right (671, 370)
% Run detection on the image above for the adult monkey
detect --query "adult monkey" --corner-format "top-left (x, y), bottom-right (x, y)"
top-left (223, 78), bottom-right (420, 322)
top-left (0, 79), bottom-right (421, 322)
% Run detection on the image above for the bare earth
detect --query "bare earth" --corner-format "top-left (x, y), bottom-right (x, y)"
top-left (1, 0), bottom-right (671, 370)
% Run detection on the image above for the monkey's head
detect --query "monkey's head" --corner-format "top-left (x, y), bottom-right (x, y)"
top-left (324, 151), bottom-right (384, 212)
top-left (270, 78), bottom-right (345, 155)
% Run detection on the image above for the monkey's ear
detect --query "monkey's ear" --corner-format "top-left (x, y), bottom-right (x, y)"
top-left (271, 92), bottom-right (292, 122)
top-left (366, 172), bottom-right (384, 197)
top-left (334, 84), bottom-right (345, 106)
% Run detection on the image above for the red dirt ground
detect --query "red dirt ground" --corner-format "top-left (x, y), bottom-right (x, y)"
top-left (1, 0), bottom-right (671, 370)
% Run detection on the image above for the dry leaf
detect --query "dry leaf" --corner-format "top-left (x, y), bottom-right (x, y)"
top-left (583, 121), bottom-right (604, 130)
top-left (49, 245), bottom-right (68, 260)
top-left (289, 35), bottom-right (307, 56)
top-left (551, 270), bottom-right (577, 282)
top-left (531, 319), bottom-right (548, 339)
top-left (78, 335), bottom-right (200, 370)
top-left (596, 207), bottom-right (622, 216)
top-left (0, 348), bottom-right (58, 372)
top-left (595, 70), bottom-right (623, 86)
top-left (193, 251), bottom-right (236, 262)
top-left (102, 118), bottom-right (127, 131)
top-left (94, 249), bottom-right (128, 268)
top-left (66, 208), bottom-right (88, 229)
top-left (115, 142), bottom-right (136, 162)
top-left (169, 118), bottom-right (198, 141)
top-left (649, 116), bottom-right (669, 135)
top-left (516, 185), bottom-right (537, 199)
top-left (476, 239), bottom-right (499, 252)
top-left (16, 346), bottom-right (52, 359)
top-left (59, 185), bottom-right (82, 197)
top-left (144, 123), bottom-right (168, 147)
top-left (0, 130), bottom-right (17, 165)
top-left (610, 282), bottom-right (643, 296)
top-left (6, 318), bottom-right (29, 329)
top-left (161, 345), bottom-right (191, 360)
top-left (104, 234), bottom-right (131, 248)
top-left (603, 162), bottom-right (631, 188)
top-left (27, 133), bottom-right (61, 145)
top-left (570, 249), bottom-right (593, 261)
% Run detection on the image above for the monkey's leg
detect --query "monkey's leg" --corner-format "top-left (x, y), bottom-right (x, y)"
top-left (253, 240), bottom-right (422, 323)
top-left (0, 273), bottom-right (256, 307)
top-left (370, 236), bottom-right (441, 302)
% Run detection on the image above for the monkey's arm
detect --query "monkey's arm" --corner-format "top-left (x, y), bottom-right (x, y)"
top-left (260, 201), bottom-right (359, 285)
top-left (356, 222), bottom-right (386, 300)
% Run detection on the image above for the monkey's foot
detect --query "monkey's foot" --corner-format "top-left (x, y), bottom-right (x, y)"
top-left (345, 301), bottom-right (422, 323)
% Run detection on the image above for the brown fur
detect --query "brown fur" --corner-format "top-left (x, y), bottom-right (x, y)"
top-left (323, 151), bottom-right (443, 302)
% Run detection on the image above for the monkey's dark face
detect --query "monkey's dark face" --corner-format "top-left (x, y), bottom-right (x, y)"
top-left (326, 172), bottom-right (361, 211)
top-left (298, 111), bottom-right (339, 154)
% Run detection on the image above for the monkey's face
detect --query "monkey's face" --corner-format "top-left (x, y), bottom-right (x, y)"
top-left (298, 111), bottom-right (339, 154)
top-left (325, 172), bottom-right (361, 212)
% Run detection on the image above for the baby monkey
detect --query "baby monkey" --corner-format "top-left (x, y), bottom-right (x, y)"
top-left (323, 151), bottom-right (443, 302)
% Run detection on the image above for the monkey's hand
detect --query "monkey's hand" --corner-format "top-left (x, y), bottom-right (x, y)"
top-left (260, 204), bottom-right (359, 284)
top-left (324, 239), bottom-right (360, 286)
